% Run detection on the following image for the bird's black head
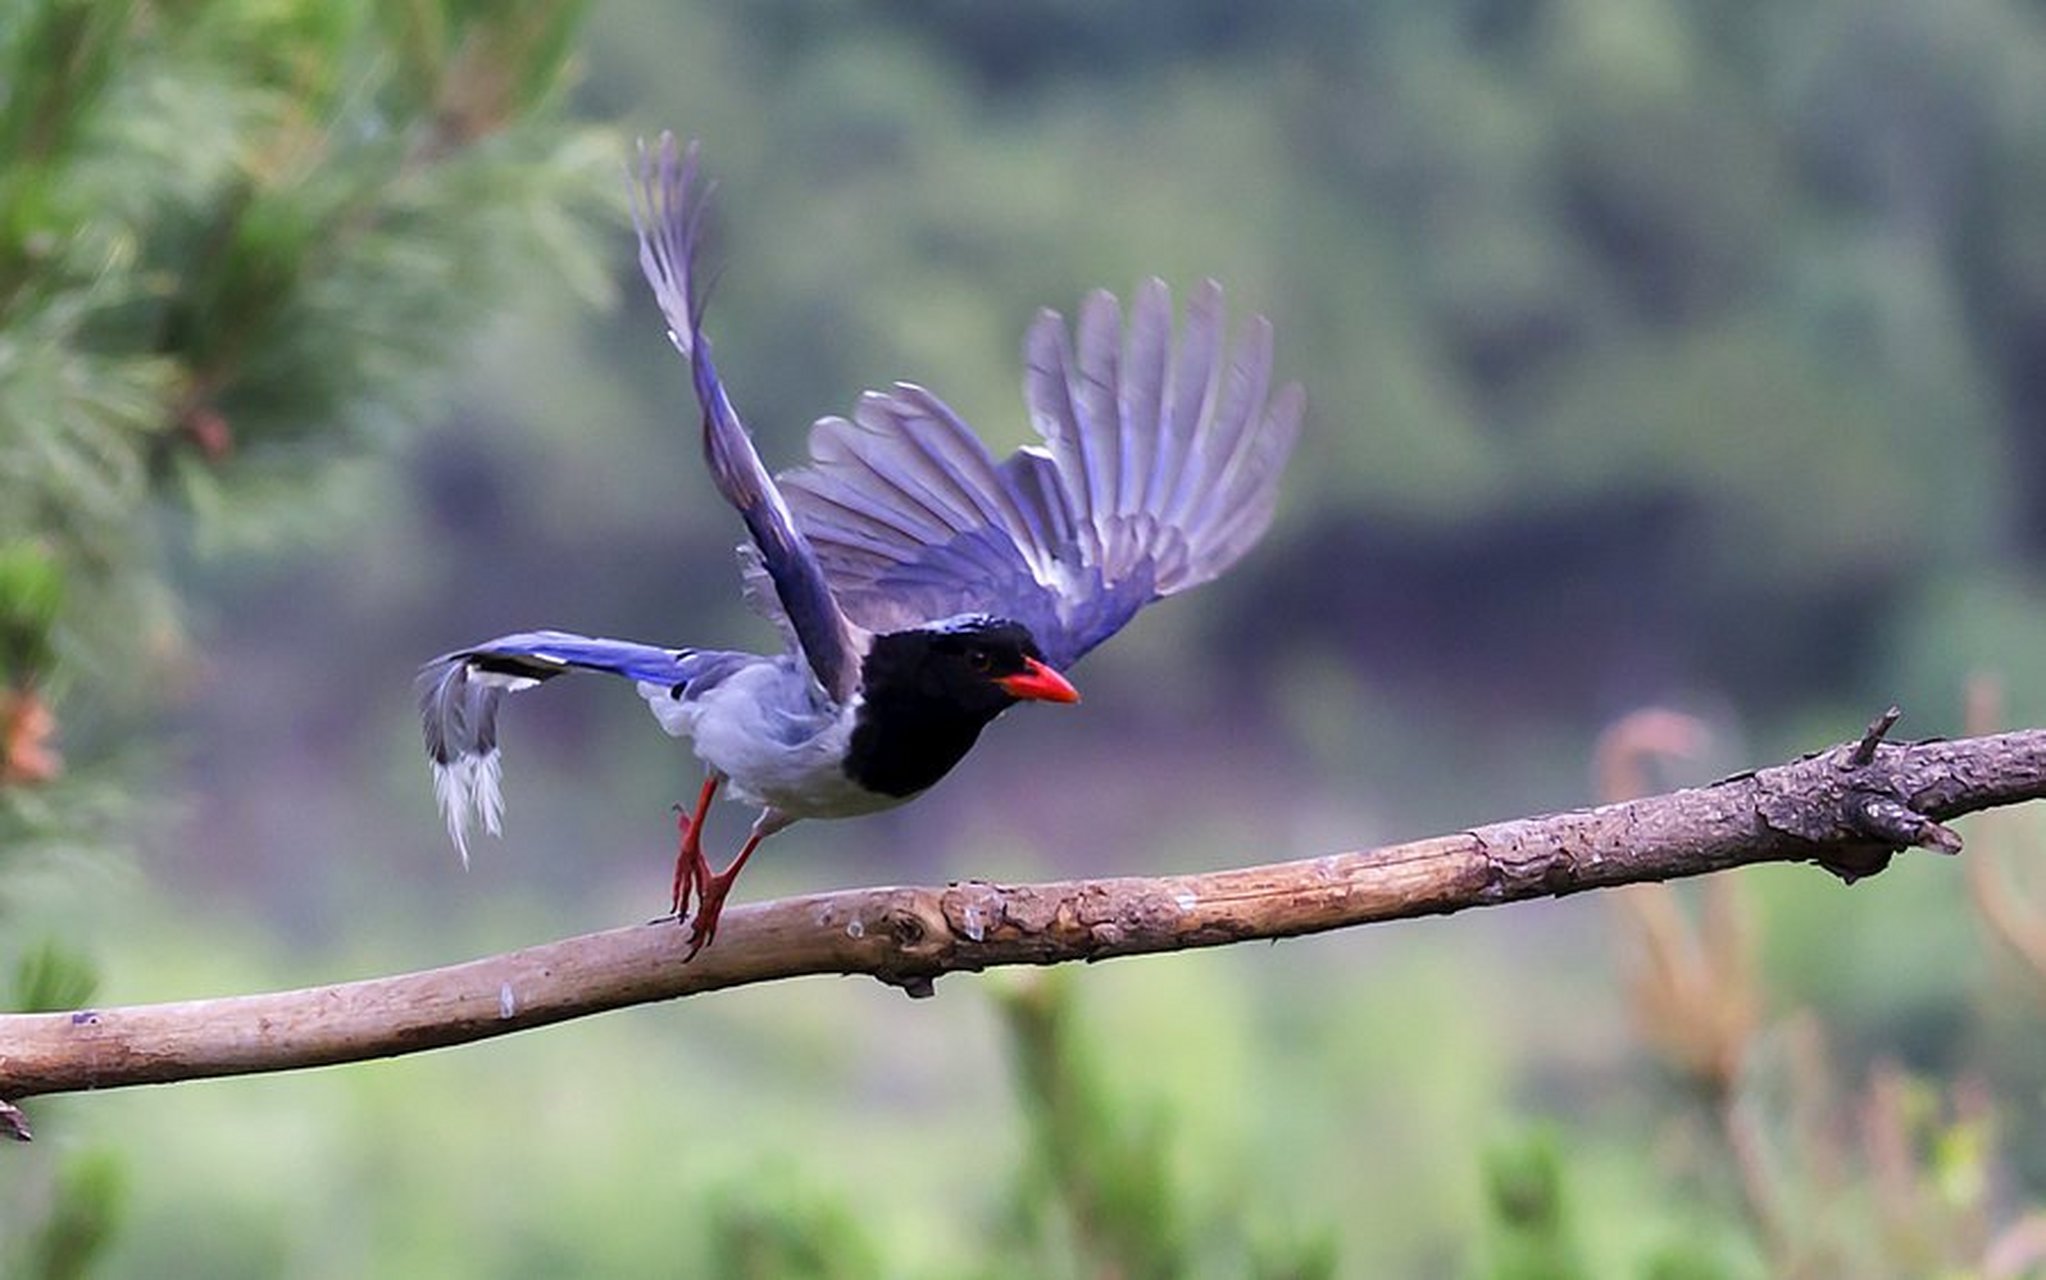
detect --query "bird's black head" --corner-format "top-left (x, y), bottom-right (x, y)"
top-left (845, 615), bottom-right (1079, 799)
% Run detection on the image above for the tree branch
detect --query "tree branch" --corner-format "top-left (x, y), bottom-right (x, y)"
top-left (4, 722), bottom-right (2043, 1138)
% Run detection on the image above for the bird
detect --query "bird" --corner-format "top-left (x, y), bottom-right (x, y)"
top-left (417, 135), bottom-right (1303, 958)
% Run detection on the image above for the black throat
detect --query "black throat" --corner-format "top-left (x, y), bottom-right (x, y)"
top-left (842, 631), bottom-right (1018, 798)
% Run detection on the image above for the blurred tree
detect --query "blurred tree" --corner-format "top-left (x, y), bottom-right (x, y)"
top-left (0, 0), bottom-right (608, 1269)
top-left (989, 971), bottom-right (1338, 1280)
top-left (552, 0), bottom-right (2046, 749)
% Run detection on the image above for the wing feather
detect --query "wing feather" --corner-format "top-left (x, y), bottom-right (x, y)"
top-left (1170, 314), bottom-right (1274, 531)
top-left (1073, 291), bottom-right (1125, 558)
top-left (1118, 280), bottom-right (1170, 518)
top-left (800, 414), bottom-right (963, 542)
top-left (631, 134), bottom-right (863, 703)
top-left (776, 280), bottom-right (1298, 669)
top-left (1150, 281), bottom-right (1223, 521)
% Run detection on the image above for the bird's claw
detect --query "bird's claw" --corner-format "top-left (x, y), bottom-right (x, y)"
top-left (681, 918), bottom-right (715, 962)
top-left (679, 873), bottom-right (734, 961)
top-left (648, 902), bottom-right (713, 960)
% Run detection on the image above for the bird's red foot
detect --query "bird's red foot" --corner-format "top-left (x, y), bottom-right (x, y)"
top-left (666, 775), bottom-right (721, 922)
top-left (679, 829), bottom-right (765, 962)
top-left (682, 873), bottom-right (734, 961)
top-left (668, 806), bottom-right (712, 921)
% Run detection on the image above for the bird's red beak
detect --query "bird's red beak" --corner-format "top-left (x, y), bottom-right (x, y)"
top-left (997, 657), bottom-right (1080, 704)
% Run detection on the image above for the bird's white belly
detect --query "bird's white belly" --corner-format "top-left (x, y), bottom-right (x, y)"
top-left (640, 667), bottom-right (903, 821)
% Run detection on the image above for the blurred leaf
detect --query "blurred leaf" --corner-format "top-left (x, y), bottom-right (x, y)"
top-left (22, 1149), bottom-right (128, 1280)
top-left (1637, 1238), bottom-right (1743, 1280)
top-left (1479, 1126), bottom-right (1588, 1280)
top-left (1248, 1222), bottom-right (1341, 1280)
top-left (0, 540), bottom-right (62, 681)
top-left (702, 1171), bottom-right (883, 1280)
top-left (12, 936), bottom-right (97, 1012)
top-left (1933, 1117), bottom-right (1990, 1210)
top-left (0, 0), bottom-right (135, 309)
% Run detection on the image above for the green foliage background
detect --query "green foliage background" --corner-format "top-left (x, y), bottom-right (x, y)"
top-left (8, 0), bottom-right (2046, 1276)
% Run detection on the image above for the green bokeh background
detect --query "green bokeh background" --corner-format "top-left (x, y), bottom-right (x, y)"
top-left (8, 1), bottom-right (2046, 1275)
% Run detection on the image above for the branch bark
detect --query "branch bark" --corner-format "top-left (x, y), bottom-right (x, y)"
top-left (4, 721), bottom-right (2043, 1137)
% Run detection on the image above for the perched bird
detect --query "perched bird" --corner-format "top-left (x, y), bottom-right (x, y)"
top-left (418, 136), bottom-right (1302, 957)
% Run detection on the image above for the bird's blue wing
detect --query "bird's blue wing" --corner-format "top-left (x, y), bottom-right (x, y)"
top-left (631, 134), bottom-right (864, 703)
top-left (779, 280), bottom-right (1302, 670)
top-left (774, 386), bottom-right (1072, 651)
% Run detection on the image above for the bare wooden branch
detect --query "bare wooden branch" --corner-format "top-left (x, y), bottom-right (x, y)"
top-left (4, 722), bottom-right (2045, 1138)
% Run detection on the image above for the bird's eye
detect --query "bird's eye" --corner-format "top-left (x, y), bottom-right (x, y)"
top-left (965, 647), bottom-right (992, 673)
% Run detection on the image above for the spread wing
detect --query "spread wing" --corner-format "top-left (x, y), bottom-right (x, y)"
top-left (631, 134), bottom-right (864, 703)
top-left (777, 280), bottom-right (1302, 670)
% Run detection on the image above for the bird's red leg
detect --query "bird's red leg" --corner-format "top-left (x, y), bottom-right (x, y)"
top-left (683, 828), bottom-right (766, 960)
top-left (668, 773), bottom-right (721, 920)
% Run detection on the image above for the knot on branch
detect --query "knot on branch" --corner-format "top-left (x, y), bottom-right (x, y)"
top-left (866, 890), bottom-right (956, 999)
top-left (1799, 708), bottom-right (1964, 883)
top-left (864, 877), bottom-right (1269, 1001)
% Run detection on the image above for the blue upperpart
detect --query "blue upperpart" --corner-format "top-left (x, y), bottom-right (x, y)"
top-left (452, 630), bottom-right (693, 687)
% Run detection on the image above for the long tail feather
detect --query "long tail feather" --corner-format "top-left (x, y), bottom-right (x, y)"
top-left (418, 631), bottom-right (694, 862)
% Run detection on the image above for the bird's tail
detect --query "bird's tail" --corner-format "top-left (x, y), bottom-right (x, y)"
top-left (418, 630), bottom-right (693, 864)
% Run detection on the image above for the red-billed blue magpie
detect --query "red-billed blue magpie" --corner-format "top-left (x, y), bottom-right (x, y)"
top-left (419, 136), bottom-right (1302, 956)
